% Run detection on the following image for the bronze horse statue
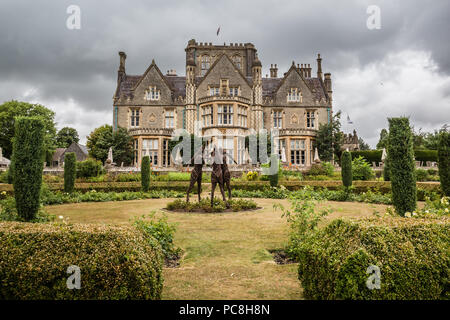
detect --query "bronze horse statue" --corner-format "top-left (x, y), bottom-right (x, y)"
top-left (186, 146), bottom-right (205, 203)
top-left (221, 151), bottom-right (237, 201)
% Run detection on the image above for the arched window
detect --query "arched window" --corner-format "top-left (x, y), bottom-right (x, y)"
top-left (201, 55), bottom-right (210, 76)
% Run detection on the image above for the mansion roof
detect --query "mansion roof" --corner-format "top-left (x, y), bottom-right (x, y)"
top-left (116, 74), bottom-right (328, 102)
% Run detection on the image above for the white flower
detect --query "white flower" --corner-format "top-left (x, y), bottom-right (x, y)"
top-left (425, 210), bottom-right (429, 214)
top-left (445, 208), bottom-right (449, 213)
top-left (58, 215), bottom-right (64, 219)
top-left (405, 212), bottom-right (412, 218)
top-left (412, 212), bottom-right (417, 216)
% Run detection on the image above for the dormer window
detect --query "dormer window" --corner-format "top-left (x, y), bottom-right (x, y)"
top-left (201, 55), bottom-right (210, 76)
top-left (287, 88), bottom-right (301, 102)
top-left (145, 86), bottom-right (160, 101)
top-left (209, 87), bottom-right (219, 96)
top-left (229, 87), bottom-right (239, 96)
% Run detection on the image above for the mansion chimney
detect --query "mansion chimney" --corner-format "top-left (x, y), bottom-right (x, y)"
top-left (316, 53), bottom-right (323, 81)
top-left (324, 73), bottom-right (332, 102)
top-left (270, 64), bottom-right (278, 78)
top-left (118, 51), bottom-right (127, 81)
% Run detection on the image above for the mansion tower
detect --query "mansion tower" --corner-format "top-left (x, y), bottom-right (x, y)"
top-left (113, 39), bottom-right (333, 168)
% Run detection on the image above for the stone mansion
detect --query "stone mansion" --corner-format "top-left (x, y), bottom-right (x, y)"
top-left (113, 39), bottom-right (333, 168)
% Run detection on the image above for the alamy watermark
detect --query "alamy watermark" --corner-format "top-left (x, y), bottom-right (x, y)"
top-left (366, 5), bottom-right (381, 30)
top-left (66, 5), bottom-right (81, 30)
top-left (366, 265), bottom-right (381, 290)
top-left (66, 265), bottom-right (81, 289)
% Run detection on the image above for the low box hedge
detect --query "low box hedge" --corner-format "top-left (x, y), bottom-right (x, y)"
top-left (296, 217), bottom-right (449, 300)
top-left (0, 222), bottom-right (163, 299)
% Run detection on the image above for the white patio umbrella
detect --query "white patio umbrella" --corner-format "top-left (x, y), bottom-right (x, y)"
top-left (381, 148), bottom-right (387, 162)
top-left (281, 146), bottom-right (287, 163)
top-left (313, 147), bottom-right (321, 163)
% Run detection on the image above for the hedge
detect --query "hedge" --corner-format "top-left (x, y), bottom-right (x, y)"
top-left (414, 149), bottom-right (438, 163)
top-left (0, 222), bottom-right (163, 299)
top-left (0, 181), bottom-right (442, 196)
top-left (438, 131), bottom-right (450, 196)
top-left (11, 117), bottom-right (45, 221)
top-left (64, 153), bottom-right (76, 193)
top-left (296, 217), bottom-right (449, 299)
top-left (350, 150), bottom-right (382, 164)
top-left (388, 117), bottom-right (417, 215)
top-left (351, 149), bottom-right (438, 164)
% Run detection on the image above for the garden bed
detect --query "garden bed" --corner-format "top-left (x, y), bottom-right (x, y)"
top-left (165, 198), bottom-right (259, 213)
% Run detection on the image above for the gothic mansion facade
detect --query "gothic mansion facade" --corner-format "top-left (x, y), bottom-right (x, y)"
top-left (113, 39), bottom-right (333, 168)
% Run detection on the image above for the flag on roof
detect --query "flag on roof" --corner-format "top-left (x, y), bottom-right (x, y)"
top-left (347, 115), bottom-right (353, 124)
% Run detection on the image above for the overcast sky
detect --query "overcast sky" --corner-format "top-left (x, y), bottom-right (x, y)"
top-left (0, 0), bottom-right (449, 147)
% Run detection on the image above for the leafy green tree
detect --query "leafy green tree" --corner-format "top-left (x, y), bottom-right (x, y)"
top-left (358, 137), bottom-right (370, 150)
top-left (376, 128), bottom-right (389, 149)
top-left (64, 153), bottom-right (76, 193)
top-left (86, 125), bottom-right (133, 165)
top-left (341, 151), bottom-right (352, 188)
top-left (12, 117), bottom-right (45, 221)
top-left (388, 117), bottom-right (416, 216)
top-left (141, 156), bottom-right (150, 192)
top-left (0, 100), bottom-right (56, 161)
top-left (438, 130), bottom-right (450, 196)
top-left (316, 111), bottom-right (343, 162)
top-left (56, 127), bottom-right (79, 148)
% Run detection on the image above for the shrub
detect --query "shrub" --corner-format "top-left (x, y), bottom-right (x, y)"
top-left (388, 117), bottom-right (417, 215)
top-left (11, 117), bottom-right (45, 221)
top-left (295, 217), bottom-right (449, 299)
top-left (0, 170), bottom-right (8, 183)
top-left (415, 168), bottom-right (429, 182)
top-left (341, 151), bottom-right (352, 188)
top-left (246, 171), bottom-right (259, 181)
top-left (141, 156), bottom-right (150, 192)
top-left (64, 153), bottom-right (76, 193)
top-left (352, 156), bottom-right (374, 181)
top-left (76, 159), bottom-right (103, 178)
top-left (0, 222), bottom-right (163, 299)
top-left (438, 131), bottom-right (450, 196)
top-left (134, 213), bottom-right (181, 261)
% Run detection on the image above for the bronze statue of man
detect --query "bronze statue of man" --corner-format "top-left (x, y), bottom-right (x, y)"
top-left (186, 146), bottom-right (205, 203)
top-left (222, 152), bottom-right (237, 200)
top-left (210, 147), bottom-right (228, 208)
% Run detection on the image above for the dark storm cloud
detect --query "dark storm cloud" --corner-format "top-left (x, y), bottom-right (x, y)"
top-left (0, 0), bottom-right (449, 145)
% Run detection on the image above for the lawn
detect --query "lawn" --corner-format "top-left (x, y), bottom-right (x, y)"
top-left (46, 198), bottom-right (393, 300)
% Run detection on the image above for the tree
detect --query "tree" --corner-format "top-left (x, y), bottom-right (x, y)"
top-left (316, 111), bottom-right (343, 162)
top-left (376, 128), bottom-right (389, 149)
top-left (141, 155), bottom-right (150, 192)
top-left (341, 151), bottom-right (352, 188)
top-left (12, 116), bottom-right (45, 221)
top-left (0, 100), bottom-right (56, 161)
top-left (388, 117), bottom-right (416, 216)
top-left (438, 130), bottom-right (450, 196)
top-left (56, 127), bottom-right (79, 148)
top-left (358, 137), bottom-right (370, 150)
top-left (86, 125), bottom-right (133, 165)
top-left (64, 152), bottom-right (76, 193)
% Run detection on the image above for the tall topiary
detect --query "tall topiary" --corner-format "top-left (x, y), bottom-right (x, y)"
top-left (438, 130), bottom-right (450, 196)
top-left (64, 152), bottom-right (76, 193)
top-left (341, 151), bottom-right (352, 188)
top-left (388, 117), bottom-right (416, 215)
top-left (12, 116), bottom-right (45, 221)
top-left (141, 156), bottom-right (150, 192)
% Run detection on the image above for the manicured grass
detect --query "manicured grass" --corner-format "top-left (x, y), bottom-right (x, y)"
top-left (44, 197), bottom-right (397, 300)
